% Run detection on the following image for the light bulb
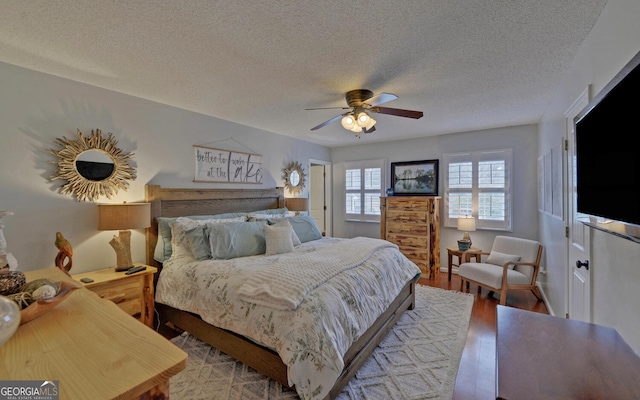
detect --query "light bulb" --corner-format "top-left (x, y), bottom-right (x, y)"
top-left (341, 115), bottom-right (356, 130)
top-left (357, 112), bottom-right (370, 127)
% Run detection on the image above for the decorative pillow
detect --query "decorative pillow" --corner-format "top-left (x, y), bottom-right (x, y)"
top-left (269, 218), bottom-right (301, 246)
top-left (208, 221), bottom-right (267, 260)
top-left (169, 216), bottom-right (246, 262)
top-left (246, 208), bottom-right (289, 221)
top-left (264, 224), bottom-right (295, 256)
top-left (486, 251), bottom-right (521, 269)
top-left (284, 215), bottom-right (323, 243)
top-left (154, 212), bottom-right (247, 262)
top-left (183, 226), bottom-right (211, 260)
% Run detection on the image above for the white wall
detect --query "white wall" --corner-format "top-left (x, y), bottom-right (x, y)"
top-left (538, 0), bottom-right (640, 352)
top-left (0, 62), bottom-right (330, 274)
top-left (331, 124), bottom-right (540, 266)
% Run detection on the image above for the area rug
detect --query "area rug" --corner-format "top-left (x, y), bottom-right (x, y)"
top-left (169, 285), bottom-right (474, 400)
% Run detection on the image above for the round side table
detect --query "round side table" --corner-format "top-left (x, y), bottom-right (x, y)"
top-left (446, 246), bottom-right (483, 281)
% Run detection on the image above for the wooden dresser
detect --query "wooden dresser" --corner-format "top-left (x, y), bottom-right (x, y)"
top-left (380, 196), bottom-right (440, 278)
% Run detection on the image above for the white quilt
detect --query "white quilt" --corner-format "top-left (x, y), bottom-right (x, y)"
top-left (155, 237), bottom-right (421, 400)
top-left (237, 237), bottom-right (397, 310)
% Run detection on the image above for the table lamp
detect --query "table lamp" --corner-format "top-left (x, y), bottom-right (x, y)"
top-left (457, 215), bottom-right (476, 250)
top-left (285, 197), bottom-right (309, 216)
top-left (98, 203), bottom-right (151, 271)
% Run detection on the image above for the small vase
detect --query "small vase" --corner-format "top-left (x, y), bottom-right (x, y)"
top-left (0, 211), bottom-right (18, 271)
top-left (0, 295), bottom-right (20, 346)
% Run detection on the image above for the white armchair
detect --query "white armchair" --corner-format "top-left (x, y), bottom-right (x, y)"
top-left (458, 235), bottom-right (543, 306)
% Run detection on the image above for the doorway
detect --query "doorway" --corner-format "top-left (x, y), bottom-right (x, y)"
top-left (309, 159), bottom-right (332, 237)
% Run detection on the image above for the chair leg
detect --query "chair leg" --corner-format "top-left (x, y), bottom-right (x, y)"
top-left (459, 278), bottom-right (464, 292)
top-left (532, 286), bottom-right (543, 301)
top-left (499, 288), bottom-right (508, 305)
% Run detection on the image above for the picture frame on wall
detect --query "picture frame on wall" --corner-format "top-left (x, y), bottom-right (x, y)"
top-left (391, 159), bottom-right (439, 195)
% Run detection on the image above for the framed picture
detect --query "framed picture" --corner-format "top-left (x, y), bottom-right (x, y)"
top-left (391, 159), bottom-right (439, 195)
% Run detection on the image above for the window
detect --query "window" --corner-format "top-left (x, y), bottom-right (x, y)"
top-left (444, 149), bottom-right (512, 231)
top-left (344, 159), bottom-right (385, 222)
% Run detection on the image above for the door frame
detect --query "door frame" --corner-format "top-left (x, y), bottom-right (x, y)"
top-left (564, 87), bottom-right (591, 321)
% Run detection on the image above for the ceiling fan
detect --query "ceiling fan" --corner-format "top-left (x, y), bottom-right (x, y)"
top-left (306, 89), bottom-right (423, 136)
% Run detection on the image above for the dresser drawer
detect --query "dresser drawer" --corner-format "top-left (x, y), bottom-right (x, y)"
top-left (407, 257), bottom-right (428, 272)
top-left (386, 222), bottom-right (428, 235)
top-left (91, 276), bottom-right (143, 306)
top-left (387, 233), bottom-right (428, 248)
top-left (398, 246), bottom-right (428, 261)
top-left (386, 211), bottom-right (428, 224)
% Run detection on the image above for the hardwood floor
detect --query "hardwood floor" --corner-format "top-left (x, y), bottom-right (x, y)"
top-left (418, 272), bottom-right (548, 400)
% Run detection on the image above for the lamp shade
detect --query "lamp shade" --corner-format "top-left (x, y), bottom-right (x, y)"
top-left (457, 216), bottom-right (476, 232)
top-left (285, 197), bottom-right (309, 212)
top-left (97, 203), bottom-right (151, 230)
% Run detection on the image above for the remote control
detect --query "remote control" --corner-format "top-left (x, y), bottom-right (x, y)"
top-left (125, 266), bottom-right (147, 275)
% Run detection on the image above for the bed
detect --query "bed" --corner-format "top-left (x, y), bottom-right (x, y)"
top-left (145, 184), bottom-right (420, 400)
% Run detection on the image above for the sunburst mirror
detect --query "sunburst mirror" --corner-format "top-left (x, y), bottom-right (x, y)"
top-left (282, 161), bottom-right (306, 196)
top-left (48, 129), bottom-right (137, 202)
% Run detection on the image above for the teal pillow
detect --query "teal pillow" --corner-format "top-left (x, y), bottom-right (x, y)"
top-left (208, 221), bottom-right (267, 260)
top-left (183, 225), bottom-right (211, 260)
top-left (154, 212), bottom-right (247, 262)
top-left (284, 215), bottom-right (322, 243)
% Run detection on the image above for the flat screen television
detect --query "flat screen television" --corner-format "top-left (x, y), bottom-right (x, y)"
top-left (575, 50), bottom-right (640, 227)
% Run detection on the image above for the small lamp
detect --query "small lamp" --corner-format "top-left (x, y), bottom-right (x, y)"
top-left (98, 203), bottom-right (151, 271)
top-left (457, 215), bottom-right (476, 250)
top-left (285, 197), bottom-right (309, 216)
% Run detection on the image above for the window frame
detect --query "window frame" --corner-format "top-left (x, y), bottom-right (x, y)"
top-left (343, 159), bottom-right (386, 223)
top-left (443, 149), bottom-right (513, 231)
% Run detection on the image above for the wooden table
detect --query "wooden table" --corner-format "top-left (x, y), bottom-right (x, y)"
top-left (446, 246), bottom-right (482, 281)
top-left (0, 268), bottom-right (187, 399)
top-left (496, 305), bottom-right (640, 400)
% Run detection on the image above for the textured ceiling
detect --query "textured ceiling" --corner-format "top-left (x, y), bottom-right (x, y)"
top-left (0, 1), bottom-right (607, 147)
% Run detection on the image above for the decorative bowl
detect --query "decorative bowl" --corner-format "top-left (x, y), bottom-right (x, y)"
top-left (19, 280), bottom-right (81, 325)
top-left (457, 240), bottom-right (471, 251)
top-left (0, 295), bottom-right (20, 346)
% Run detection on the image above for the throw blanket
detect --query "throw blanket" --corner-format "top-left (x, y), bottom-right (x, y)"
top-left (237, 237), bottom-right (397, 310)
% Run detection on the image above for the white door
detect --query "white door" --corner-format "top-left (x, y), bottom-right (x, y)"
top-left (309, 162), bottom-right (331, 236)
top-left (566, 89), bottom-right (591, 322)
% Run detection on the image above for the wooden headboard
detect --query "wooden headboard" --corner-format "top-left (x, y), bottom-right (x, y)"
top-left (144, 184), bottom-right (285, 269)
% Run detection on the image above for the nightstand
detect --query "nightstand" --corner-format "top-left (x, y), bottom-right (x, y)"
top-left (73, 264), bottom-right (157, 328)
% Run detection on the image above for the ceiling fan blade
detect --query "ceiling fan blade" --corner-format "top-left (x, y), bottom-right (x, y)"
top-left (305, 107), bottom-right (351, 110)
top-left (363, 92), bottom-right (398, 107)
top-left (372, 106), bottom-right (424, 119)
top-left (310, 113), bottom-right (347, 131)
top-left (364, 125), bottom-right (376, 134)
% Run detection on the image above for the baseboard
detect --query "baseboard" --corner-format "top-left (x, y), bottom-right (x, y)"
top-left (536, 283), bottom-right (555, 317)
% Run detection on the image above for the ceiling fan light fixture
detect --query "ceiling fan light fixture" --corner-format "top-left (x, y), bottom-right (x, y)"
top-left (341, 114), bottom-right (356, 130)
top-left (356, 110), bottom-right (376, 131)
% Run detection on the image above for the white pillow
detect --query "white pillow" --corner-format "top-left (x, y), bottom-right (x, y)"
top-left (264, 224), bottom-right (295, 256)
top-left (270, 218), bottom-right (301, 246)
top-left (169, 216), bottom-right (245, 261)
top-left (486, 251), bottom-right (521, 269)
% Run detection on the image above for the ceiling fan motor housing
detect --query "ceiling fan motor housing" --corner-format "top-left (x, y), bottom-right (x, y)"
top-left (346, 89), bottom-right (374, 107)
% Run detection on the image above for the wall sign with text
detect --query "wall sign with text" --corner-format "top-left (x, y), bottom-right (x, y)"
top-left (193, 145), bottom-right (263, 183)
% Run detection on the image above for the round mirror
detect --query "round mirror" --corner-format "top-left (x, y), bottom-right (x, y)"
top-left (75, 150), bottom-right (115, 181)
top-left (48, 129), bottom-right (137, 202)
top-left (282, 161), bottom-right (306, 196)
